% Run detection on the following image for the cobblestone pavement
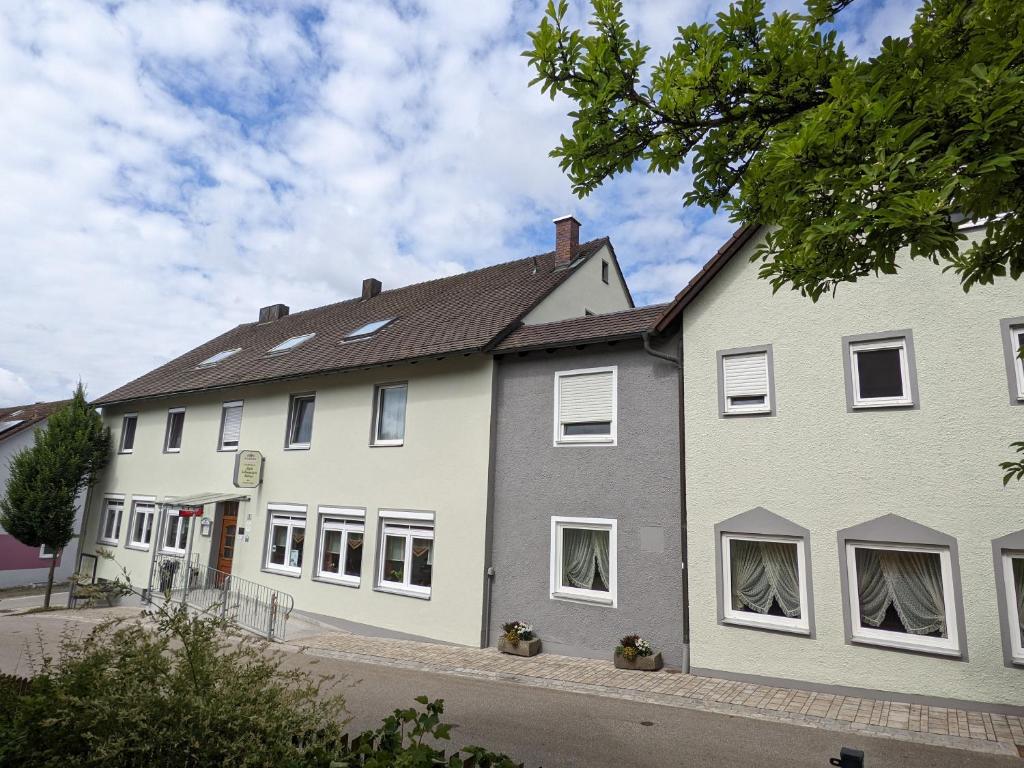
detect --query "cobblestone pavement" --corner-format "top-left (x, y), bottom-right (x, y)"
top-left (292, 627), bottom-right (1024, 758)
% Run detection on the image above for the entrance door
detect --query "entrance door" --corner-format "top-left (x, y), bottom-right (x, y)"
top-left (217, 501), bottom-right (238, 575)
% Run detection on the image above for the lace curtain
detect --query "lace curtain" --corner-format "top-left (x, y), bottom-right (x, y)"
top-left (730, 540), bottom-right (801, 618)
top-left (562, 528), bottom-right (610, 591)
top-left (856, 548), bottom-right (946, 636)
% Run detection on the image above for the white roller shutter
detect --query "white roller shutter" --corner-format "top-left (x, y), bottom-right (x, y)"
top-left (723, 352), bottom-right (770, 413)
top-left (220, 402), bottom-right (243, 447)
top-left (558, 370), bottom-right (614, 424)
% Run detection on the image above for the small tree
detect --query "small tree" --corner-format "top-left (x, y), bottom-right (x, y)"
top-left (0, 384), bottom-right (110, 607)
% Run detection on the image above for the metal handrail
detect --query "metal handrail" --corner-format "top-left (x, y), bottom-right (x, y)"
top-left (149, 554), bottom-right (294, 641)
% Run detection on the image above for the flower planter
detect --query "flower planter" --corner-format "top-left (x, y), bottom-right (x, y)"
top-left (498, 637), bottom-right (542, 657)
top-left (614, 651), bottom-right (663, 671)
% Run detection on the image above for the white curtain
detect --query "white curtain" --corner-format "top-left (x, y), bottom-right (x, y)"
top-left (562, 528), bottom-right (609, 591)
top-left (856, 549), bottom-right (947, 636)
top-left (730, 540), bottom-right (801, 618)
top-left (379, 386), bottom-right (407, 440)
top-left (1014, 558), bottom-right (1024, 643)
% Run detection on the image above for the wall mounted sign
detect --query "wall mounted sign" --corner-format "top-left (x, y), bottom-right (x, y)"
top-left (233, 449), bottom-right (264, 489)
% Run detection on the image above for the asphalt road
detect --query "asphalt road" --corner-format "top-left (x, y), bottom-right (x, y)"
top-left (0, 608), bottom-right (1016, 768)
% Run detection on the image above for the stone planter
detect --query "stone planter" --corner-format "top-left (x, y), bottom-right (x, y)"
top-left (498, 636), bottom-right (541, 657)
top-left (614, 650), bottom-right (663, 671)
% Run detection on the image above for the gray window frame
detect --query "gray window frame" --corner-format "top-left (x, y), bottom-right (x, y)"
top-left (837, 514), bottom-right (967, 660)
top-left (714, 507), bottom-right (814, 638)
top-left (841, 330), bottom-right (920, 411)
top-left (992, 528), bottom-right (1024, 669)
top-left (999, 317), bottom-right (1024, 405)
top-left (716, 345), bottom-right (776, 418)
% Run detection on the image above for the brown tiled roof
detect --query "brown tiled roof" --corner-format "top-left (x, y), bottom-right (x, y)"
top-left (653, 223), bottom-right (760, 333)
top-left (95, 239), bottom-right (611, 405)
top-left (0, 400), bottom-right (70, 443)
top-left (494, 304), bottom-right (668, 353)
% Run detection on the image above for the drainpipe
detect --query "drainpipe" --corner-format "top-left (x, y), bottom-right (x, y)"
top-left (483, 567), bottom-right (495, 646)
top-left (67, 484), bottom-right (95, 609)
top-left (642, 332), bottom-right (681, 368)
top-left (145, 504), bottom-right (164, 602)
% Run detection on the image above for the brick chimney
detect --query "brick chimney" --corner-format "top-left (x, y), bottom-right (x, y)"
top-left (259, 303), bottom-right (289, 322)
top-left (362, 278), bottom-right (382, 300)
top-left (553, 215), bottom-right (580, 265)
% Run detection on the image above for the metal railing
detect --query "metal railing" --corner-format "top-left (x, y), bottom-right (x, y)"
top-left (148, 554), bottom-right (294, 641)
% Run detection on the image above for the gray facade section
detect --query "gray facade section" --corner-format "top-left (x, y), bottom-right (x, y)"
top-left (489, 341), bottom-right (686, 667)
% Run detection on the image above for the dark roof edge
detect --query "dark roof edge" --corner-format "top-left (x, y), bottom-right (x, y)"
top-left (653, 223), bottom-right (760, 334)
top-left (603, 239), bottom-right (635, 309)
top-left (493, 329), bottom-right (648, 356)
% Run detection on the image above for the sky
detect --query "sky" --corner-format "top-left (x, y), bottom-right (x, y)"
top-left (0, 0), bottom-right (918, 404)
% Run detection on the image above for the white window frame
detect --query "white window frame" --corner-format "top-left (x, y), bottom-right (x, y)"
top-left (119, 413), bottom-right (138, 454)
top-left (553, 366), bottom-right (618, 447)
top-left (285, 394), bottom-right (315, 450)
top-left (218, 400), bottom-right (243, 452)
top-left (549, 516), bottom-right (617, 607)
top-left (160, 507), bottom-right (191, 555)
top-left (1012, 326), bottom-right (1024, 401)
top-left (127, 497), bottom-right (157, 551)
top-left (721, 533), bottom-right (809, 634)
top-left (316, 508), bottom-right (365, 586)
top-left (97, 496), bottom-right (125, 545)
top-left (264, 509), bottom-right (306, 576)
top-left (720, 348), bottom-right (773, 416)
top-left (849, 338), bottom-right (913, 408)
top-left (1001, 550), bottom-right (1024, 664)
top-left (39, 544), bottom-right (56, 559)
top-left (164, 407), bottom-right (185, 453)
top-left (845, 541), bottom-right (960, 655)
top-left (372, 383), bottom-right (407, 447)
top-left (376, 511), bottom-right (435, 598)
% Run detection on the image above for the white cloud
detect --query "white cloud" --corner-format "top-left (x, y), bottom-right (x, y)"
top-left (0, 0), bottom-right (911, 403)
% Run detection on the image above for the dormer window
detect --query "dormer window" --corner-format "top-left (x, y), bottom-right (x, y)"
top-left (198, 348), bottom-right (241, 367)
top-left (268, 333), bottom-right (315, 354)
top-left (344, 319), bottom-right (395, 341)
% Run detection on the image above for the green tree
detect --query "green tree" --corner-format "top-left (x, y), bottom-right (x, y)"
top-left (0, 384), bottom-right (110, 607)
top-left (526, 0), bottom-right (1023, 475)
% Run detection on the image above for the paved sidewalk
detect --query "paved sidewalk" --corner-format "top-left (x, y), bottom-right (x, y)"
top-left (292, 627), bottom-right (1024, 758)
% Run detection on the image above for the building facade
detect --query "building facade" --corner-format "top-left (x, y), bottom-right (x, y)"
top-left (661, 224), bottom-right (1024, 708)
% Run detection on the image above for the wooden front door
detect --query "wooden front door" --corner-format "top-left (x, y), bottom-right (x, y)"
top-left (217, 502), bottom-right (238, 575)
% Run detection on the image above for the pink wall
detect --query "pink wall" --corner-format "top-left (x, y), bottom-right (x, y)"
top-left (0, 534), bottom-right (62, 571)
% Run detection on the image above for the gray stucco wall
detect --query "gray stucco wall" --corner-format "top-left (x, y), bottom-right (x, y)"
top-left (488, 340), bottom-right (685, 667)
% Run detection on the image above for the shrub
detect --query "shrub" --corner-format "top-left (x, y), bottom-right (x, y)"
top-left (499, 621), bottom-right (534, 647)
top-left (615, 634), bottom-right (653, 662)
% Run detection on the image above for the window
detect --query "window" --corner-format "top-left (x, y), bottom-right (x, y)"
top-left (119, 414), bottom-right (137, 453)
top-left (845, 543), bottom-right (959, 655)
top-left (1000, 318), bottom-right (1024, 404)
top-left (39, 544), bottom-right (56, 558)
top-left (265, 509), bottom-right (306, 575)
top-left (128, 499), bottom-right (156, 550)
top-left (344, 318), bottom-right (394, 340)
top-left (992, 529), bottom-right (1024, 667)
top-left (164, 408), bottom-right (185, 452)
top-left (722, 535), bottom-right (809, 633)
top-left (601, 260), bottom-right (609, 284)
top-left (316, 508), bottom-right (364, 586)
top-left (97, 497), bottom-right (124, 545)
top-left (376, 511), bottom-right (434, 597)
top-left (550, 517), bottom-right (617, 606)
top-left (198, 348), bottom-right (241, 367)
top-left (162, 508), bottom-right (191, 554)
top-left (268, 333), bottom-right (315, 354)
top-left (842, 331), bottom-right (918, 410)
top-left (718, 346), bottom-right (774, 416)
top-left (554, 367), bottom-right (617, 445)
top-left (285, 394), bottom-right (315, 449)
top-left (372, 383), bottom-right (407, 446)
top-left (219, 401), bottom-right (243, 451)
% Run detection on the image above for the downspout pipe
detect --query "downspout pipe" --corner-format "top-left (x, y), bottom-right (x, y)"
top-left (642, 331), bottom-right (681, 368)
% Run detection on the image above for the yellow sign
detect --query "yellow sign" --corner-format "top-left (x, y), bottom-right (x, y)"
top-left (233, 450), bottom-right (264, 488)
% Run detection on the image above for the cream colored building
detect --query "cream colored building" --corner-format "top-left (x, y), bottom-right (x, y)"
top-left (80, 218), bottom-right (632, 645)
top-left (662, 224), bottom-right (1024, 708)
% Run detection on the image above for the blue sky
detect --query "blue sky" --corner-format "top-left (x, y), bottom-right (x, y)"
top-left (0, 0), bottom-right (917, 403)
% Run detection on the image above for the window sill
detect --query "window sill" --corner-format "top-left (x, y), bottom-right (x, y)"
top-left (554, 440), bottom-right (617, 448)
top-left (722, 409), bottom-right (773, 418)
top-left (722, 616), bottom-right (810, 636)
top-left (284, 445), bottom-right (311, 451)
top-left (262, 566), bottom-right (303, 579)
top-left (159, 550), bottom-right (186, 558)
top-left (374, 584), bottom-right (431, 600)
top-left (850, 634), bottom-right (961, 658)
top-left (118, 450), bottom-right (134, 455)
top-left (163, 449), bottom-right (181, 454)
top-left (96, 538), bottom-right (119, 547)
top-left (550, 592), bottom-right (614, 607)
top-left (314, 575), bottom-right (361, 589)
top-left (851, 400), bottom-right (915, 410)
top-left (370, 441), bottom-right (404, 448)
top-left (126, 543), bottom-right (151, 552)
top-left (218, 447), bottom-right (239, 453)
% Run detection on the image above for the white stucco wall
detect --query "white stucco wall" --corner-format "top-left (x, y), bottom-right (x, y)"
top-left (83, 356), bottom-right (495, 646)
top-left (683, 228), bottom-right (1024, 706)
top-left (523, 244), bottom-right (631, 323)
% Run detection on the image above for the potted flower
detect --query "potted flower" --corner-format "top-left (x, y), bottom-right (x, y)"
top-left (614, 634), bottom-right (663, 671)
top-left (497, 620), bottom-right (541, 657)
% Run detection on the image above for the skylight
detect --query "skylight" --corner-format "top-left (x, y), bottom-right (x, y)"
top-left (0, 420), bottom-right (24, 433)
top-left (197, 348), bottom-right (242, 367)
top-left (344, 319), bottom-right (394, 340)
top-left (268, 333), bottom-right (315, 354)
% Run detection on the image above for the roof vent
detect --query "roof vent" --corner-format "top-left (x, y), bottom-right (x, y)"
top-left (362, 278), bottom-right (382, 300)
top-left (553, 215), bottom-right (580, 265)
top-left (259, 304), bottom-right (290, 322)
